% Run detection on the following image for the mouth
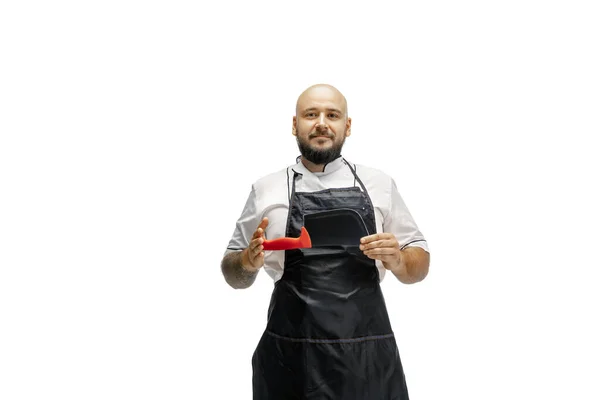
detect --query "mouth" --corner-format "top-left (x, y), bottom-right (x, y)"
top-left (309, 134), bottom-right (333, 140)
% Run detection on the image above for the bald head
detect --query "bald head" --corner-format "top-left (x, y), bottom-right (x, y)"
top-left (292, 83), bottom-right (352, 168)
top-left (295, 84), bottom-right (348, 118)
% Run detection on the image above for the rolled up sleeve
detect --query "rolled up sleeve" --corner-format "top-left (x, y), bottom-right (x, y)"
top-left (224, 186), bottom-right (260, 256)
top-left (384, 178), bottom-right (429, 253)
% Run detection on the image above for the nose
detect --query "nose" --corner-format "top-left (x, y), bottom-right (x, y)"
top-left (316, 113), bottom-right (328, 131)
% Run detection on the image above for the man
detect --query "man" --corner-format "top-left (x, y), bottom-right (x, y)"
top-left (221, 84), bottom-right (430, 399)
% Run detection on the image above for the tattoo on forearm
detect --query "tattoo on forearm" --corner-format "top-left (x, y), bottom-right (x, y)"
top-left (221, 251), bottom-right (258, 289)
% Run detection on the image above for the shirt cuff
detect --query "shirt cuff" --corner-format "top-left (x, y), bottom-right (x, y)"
top-left (401, 240), bottom-right (429, 253)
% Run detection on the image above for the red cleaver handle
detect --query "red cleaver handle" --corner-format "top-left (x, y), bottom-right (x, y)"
top-left (262, 227), bottom-right (312, 250)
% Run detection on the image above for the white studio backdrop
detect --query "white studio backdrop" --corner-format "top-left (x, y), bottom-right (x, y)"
top-left (1, 1), bottom-right (599, 399)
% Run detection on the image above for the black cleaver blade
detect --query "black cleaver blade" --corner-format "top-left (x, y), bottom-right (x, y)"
top-left (302, 208), bottom-right (370, 250)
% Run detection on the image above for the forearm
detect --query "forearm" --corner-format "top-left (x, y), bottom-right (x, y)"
top-left (390, 247), bottom-right (430, 284)
top-left (221, 250), bottom-right (259, 289)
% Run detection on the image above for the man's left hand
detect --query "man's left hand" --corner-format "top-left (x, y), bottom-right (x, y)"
top-left (359, 233), bottom-right (403, 271)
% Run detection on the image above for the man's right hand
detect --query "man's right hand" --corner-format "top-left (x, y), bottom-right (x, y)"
top-left (241, 217), bottom-right (269, 272)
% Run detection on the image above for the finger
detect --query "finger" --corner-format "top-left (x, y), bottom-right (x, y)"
top-left (363, 248), bottom-right (398, 256)
top-left (249, 237), bottom-right (260, 249)
top-left (254, 246), bottom-right (264, 259)
top-left (360, 233), bottom-right (394, 244)
top-left (253, 248), bottom-right (265, 265)
top-left (249, 248), bottom-right (263, 264)
top-left (363, 246), bottom-right (400, 264)
top-left (251, 218), bottom-right (269, 240)
top-left (251, 238), bottom-right (264, 253)
top-left (258, 217), bottom-right (269, 230)
top-left (247, 241), bottom-right (262, 260)
top-left (253, 227), bottom-right (268, 241)
top-left (364, 252), bottom-right (398, 262)
top-left (360, 239), bottom-right (398, 250)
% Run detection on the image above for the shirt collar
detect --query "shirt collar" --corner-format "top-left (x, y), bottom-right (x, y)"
top-left (293, 155), bottom-right (346, 176)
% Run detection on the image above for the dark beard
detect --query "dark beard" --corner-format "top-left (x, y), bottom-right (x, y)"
top-left (296, 136), bottom-right (345, 165)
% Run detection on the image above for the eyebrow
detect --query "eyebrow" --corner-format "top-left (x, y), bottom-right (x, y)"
top-left (302, 107), bottom-right (343, 114)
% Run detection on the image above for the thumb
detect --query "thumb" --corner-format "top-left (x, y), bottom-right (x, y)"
top-left (258, 217), bottom-right (269, 231)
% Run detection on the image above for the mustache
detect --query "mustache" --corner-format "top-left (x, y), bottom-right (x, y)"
top-left (308, 132), bottom-right (334, 139)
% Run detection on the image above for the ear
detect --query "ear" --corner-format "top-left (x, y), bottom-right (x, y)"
top-left (345, 117), bottom-right (352, 137)
top-left (292, 116), bottom-right (297, 136)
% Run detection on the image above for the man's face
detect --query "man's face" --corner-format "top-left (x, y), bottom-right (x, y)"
top-left (293, 87), bottom-right (351, 165)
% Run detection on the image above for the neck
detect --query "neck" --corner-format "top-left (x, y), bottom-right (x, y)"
top-left (300, 156), bottom-right (326, 173)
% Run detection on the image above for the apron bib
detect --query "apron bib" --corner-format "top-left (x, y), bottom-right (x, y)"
top-left (252, 160), bottom-right (409, 399)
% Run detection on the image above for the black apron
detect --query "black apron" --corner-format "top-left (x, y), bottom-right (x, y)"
top-left (252, 159), bottom-right (409, 399)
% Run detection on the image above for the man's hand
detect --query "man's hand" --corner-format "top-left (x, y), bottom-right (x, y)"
top-left (359, 233), bottom-right (402, 272)
top-left (241, 217), bottom-right (269, 272)
top-left (360, 233), bottom-right (430, 284)
top-left (221, 218), bottom-right (268, 289)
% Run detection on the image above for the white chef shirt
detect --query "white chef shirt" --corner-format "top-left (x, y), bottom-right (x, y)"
top-left (224, 156), bottom-right (429, 282)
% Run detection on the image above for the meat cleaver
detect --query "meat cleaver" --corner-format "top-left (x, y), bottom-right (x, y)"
top-left (262, 209), bottom-right (370, 251)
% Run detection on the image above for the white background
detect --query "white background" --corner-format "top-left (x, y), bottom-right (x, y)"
top-left (1, 1), bottom-right (599, 399)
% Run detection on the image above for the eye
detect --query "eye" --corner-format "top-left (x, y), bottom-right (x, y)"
top-left (328, 113), bottom-right (340, 119)
top-left (305, 113), bottom-right (317, 118)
